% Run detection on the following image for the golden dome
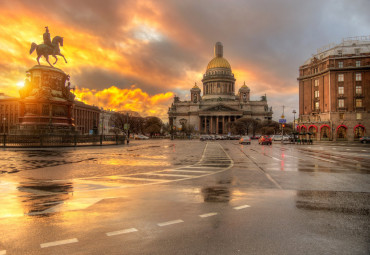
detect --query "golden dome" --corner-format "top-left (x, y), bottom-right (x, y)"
top-left (206, 57), bottom-right (231, 70)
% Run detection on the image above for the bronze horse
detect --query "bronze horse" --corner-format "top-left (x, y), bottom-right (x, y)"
top-left (30, 36), bottom-right (67, 67)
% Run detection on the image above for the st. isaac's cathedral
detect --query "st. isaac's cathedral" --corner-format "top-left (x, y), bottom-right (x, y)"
top-left (168, 42), bottom-right (273, 134)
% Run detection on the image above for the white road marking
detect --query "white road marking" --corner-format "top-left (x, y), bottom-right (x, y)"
top-left (40, 238), bottom-right (78, 248)
top-left (234, 205), bottom-right (251, 210)
top-left (271, 157), bottom-right (281, 161)
top-left (0, 250), bottom-right (6, 255)
top-left (332, 148), bottom-right (336, 150)
top-left (157, 219), bottom-right (184, 227)
top-left (250, 156), bottom-right (256, 159)
top-left (116, 176), bottom-right (165, 182)
top-left (362, 150), bottom-right (367, 152)
top-left (106, 228), bottom-right (138, 236)
top-left (199, 212), bottom-right (218, 218)
top-left (346, 149), bottom-right (351, 151)
top-left (163, 169), bottom-right (212, 173)
top-left (140, 173), bottom-right (195, 178)
top-left (309, 156), bottom-right (336, 163)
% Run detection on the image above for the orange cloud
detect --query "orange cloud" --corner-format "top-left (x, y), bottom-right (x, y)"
top-left (74, 86), bottom-right (173, 120)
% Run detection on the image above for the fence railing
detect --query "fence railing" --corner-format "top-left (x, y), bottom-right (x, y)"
top-left (1, 134), bottom-right (126, 148)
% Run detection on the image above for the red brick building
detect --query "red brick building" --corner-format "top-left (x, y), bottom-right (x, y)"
top-left (297, 36), bottom-right (370, 141)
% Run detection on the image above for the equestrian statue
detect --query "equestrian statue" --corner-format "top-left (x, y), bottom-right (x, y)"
top-left (30, 26), bottom-right (67, 67)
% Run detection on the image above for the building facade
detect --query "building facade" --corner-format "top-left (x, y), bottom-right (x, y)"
top-left (168, 42), bottom-right (272, 134)
top-left (0, 93), bottom-right (19, 133)
top-left (99, 109), bottom-right (115, 135)
top-left (297, 36), bottom-right (370, 141)
top-left (73, 101), bottom-right (100, 135)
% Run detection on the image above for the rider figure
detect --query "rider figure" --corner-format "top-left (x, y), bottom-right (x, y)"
top-left (43, 26), bottom-right (52, 48)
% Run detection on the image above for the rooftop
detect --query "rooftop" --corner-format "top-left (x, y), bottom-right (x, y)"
top-left (303, 35), bottom-right (370, 65)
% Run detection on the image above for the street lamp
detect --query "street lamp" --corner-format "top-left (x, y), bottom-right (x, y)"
top-left (292, 110), bottom-right (296, 142)
top-left (3, 117), bottom-right (6, 134)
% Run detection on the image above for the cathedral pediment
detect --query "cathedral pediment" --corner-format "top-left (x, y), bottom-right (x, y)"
top-left (202, 104), bottom-right (239, 112)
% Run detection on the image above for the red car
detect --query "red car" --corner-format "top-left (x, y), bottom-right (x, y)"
top-left (258, 135), bottom-right (272, 145)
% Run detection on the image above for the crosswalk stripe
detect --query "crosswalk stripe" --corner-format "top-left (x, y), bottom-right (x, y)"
top-left (106, 228), bottom-right (138, 236)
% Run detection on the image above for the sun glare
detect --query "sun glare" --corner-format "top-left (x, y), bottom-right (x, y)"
top-left (16, 81), bottom-right (24, 88)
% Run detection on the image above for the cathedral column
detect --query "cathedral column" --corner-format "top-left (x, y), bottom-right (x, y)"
top-left (209, 116), bottom-right (213, 134)
top-left (227, 115), bottom-right (230, 133)
top-left (222, 116), bottom-right (225, 134)
top-left (199, 116), bottom-right (202, 134)
top-left (216, 116), bottom-right (219, 134)
top-left (204, 117), bottom-right (207, 134)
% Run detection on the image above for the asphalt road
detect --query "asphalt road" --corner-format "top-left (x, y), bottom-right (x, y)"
top-left (0, 140), bottom-right (369, 255)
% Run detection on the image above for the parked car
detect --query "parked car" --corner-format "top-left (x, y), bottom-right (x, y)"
top-left (200, 135), bottom-right (211, 141)
top-left (229, 135), bottom-right (240, 140)
top-left (283, 135), bottom-right (290, 141)
top-left (215, 135), bottom-right (223, 140)
top-left (251, 135), bottom-right (261, 140)
top-left (359, 136), bottom-right (370, 144)
top-left (258, 135), bottom-right (272, 145)
top-left (239, 136), bottom-right (251, 145)
top-left (272, 135), bottom-right (283, 141)
top-left (135, 135), bottom-right (149, 140)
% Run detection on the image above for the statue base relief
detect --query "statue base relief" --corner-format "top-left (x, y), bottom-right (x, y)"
top-left (15, 65), bottom-right (76, 135)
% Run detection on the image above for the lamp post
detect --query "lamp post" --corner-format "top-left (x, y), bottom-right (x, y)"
top-left (3, 117), bottom-right (5, 134)
top-left (292, 110), bottom-right (296, 142)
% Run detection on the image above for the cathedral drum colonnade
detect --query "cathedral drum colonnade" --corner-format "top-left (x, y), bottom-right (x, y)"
top-left (168, 42), bottom-right (272, 135)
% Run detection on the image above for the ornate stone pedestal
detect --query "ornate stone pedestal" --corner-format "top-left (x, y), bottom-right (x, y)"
top-left (16, 65), bottom-right (76, 134)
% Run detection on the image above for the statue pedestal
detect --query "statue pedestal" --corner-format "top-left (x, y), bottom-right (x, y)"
top-left (16, 65), bottom-right (76, 135)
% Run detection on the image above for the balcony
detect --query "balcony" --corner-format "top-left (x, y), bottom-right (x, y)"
top-left (338, 107), bottom-right (347, 111)
top-left (337, 94), bottom-right (345, 99)
top-left (355, 93), bottom-right (364, 98)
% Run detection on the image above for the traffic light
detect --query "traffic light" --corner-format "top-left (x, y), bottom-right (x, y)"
top-left (282, 124), bottom-right (285, 128)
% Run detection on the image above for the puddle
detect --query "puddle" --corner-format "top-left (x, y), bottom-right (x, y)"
top-left (201, 186), bottom-right (231, 203)
top-left (296, 190), bottom-right (370, 215)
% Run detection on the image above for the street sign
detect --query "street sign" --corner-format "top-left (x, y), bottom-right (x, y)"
top-left (124, 124), bottom-right (130, 130)
top-left (279, 119), bottom-right (286, 123)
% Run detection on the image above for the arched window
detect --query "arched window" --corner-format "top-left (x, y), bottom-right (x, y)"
top-left (308, 125), bottom-right (318, 139)
top-left (336, 125), bottom-right (347, 140)
top-left (320, 126), bottom-right (330, 139)
top-left (354, 125), bottom-right (365, 139)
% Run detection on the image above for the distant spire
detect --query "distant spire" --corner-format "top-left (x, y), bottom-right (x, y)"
top-left (214, 42), bottom-right (223, 57)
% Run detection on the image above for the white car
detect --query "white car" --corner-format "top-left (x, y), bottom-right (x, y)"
top-left (272, 135), bottom-right (283, 141)
top-left (135, 135), bottom-right (149, 140)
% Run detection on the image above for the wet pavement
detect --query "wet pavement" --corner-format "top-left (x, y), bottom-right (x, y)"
top-left (0, 140), bottom-right (369, 254)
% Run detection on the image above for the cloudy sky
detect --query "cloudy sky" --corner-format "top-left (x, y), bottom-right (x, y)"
top-left (0, 0), bottom-right (369, 121)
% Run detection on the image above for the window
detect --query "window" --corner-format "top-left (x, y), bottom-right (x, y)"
top-left (337, 50), bottom-right (342, 56)
top-left (339, 113), bottom-right (344, 120)
top-left (355, 73), bottom-right (362, 81)
top-left (314, 91), bottom-right (319, 98)
top-left (356, 60), bottom-right (361, 67)
top-left (355, 48), bottom-right (360, 55)
top-left (338, 87), bottom-right (344, 95)
top-left (314, 80), bottom-right (319, 87)
top-left (338, 74), bottom-right (344, 82)
top-left (338, 99), bottom-right (344, 108)
top-left (356, 99), bottom-right (362, 107)
top-left (315, 102), bottom-right (319, 110)
top-left (356, 113), bottom-right (362, 120)
top-left (356, 86), bottom-right (362, 94)
top-left (338, 62), bottom-right (343, 68)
